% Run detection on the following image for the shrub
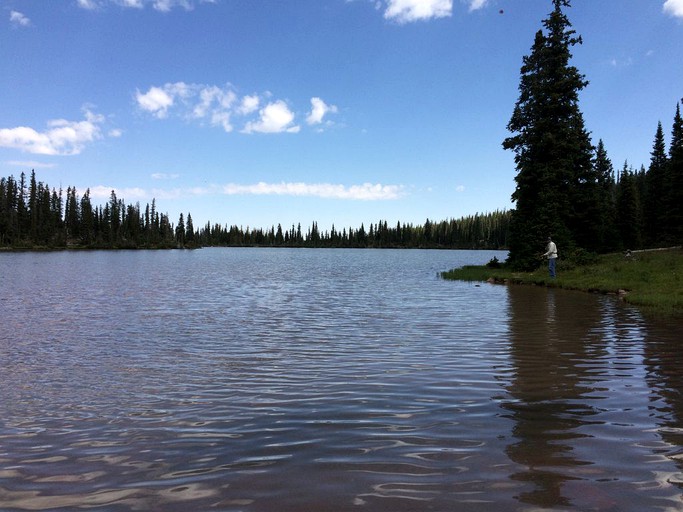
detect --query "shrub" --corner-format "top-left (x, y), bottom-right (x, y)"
top-left (486, 256), bottom-right (502, 268)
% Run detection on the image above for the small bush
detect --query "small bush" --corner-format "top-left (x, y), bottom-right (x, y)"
top-left (486, 256), bottom-right (502, 268)
top-left (565, 248), bottom-right (599, 266)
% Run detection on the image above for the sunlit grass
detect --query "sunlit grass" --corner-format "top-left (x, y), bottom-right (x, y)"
top-left (441, 248), bottom-right (683, 317)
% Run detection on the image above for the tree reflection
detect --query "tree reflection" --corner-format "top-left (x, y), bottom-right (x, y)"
top-left (642, 316), bottom-right (683, 483)
top-left (503, 285), bottom-right (603, 508)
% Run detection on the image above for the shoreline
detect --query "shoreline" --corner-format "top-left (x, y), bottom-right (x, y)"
top-left (441, 247), bottom-right (683, 319)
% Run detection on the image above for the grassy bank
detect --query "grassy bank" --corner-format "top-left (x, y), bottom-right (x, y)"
top-left (441, 248), bottom-right (683, 318)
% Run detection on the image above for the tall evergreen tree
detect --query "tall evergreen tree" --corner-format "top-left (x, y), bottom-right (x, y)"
top-left (644, 122), bottom-right (668, 246)
top-left (80, 188), bottom-right (95, 245)
top-left (503, 0), bottom-right (594, 269)
top-left (17, 172), bottom-right (28, 240)
top-left (593, 140), bottom-right (619, 251)
top-left (28, 170), bottom-right (39, 241)
top-left (185, 212), bottom-right (195, 244)
top-left (176, 212), bottom-right (185, 245)
top-left (665, 101), bottom-right (683, 244)
top-left (616, 163), bottom-right (642, 250)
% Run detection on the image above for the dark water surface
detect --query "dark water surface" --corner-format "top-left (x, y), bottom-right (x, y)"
top-left (1, 248), bottom-right (682, 511)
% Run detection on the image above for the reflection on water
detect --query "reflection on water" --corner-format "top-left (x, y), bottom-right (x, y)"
top-left (0, 248), bottom-right (682, 511)
top-left (505, 286), bottom-right (599, 508)
top-left (503, 285), bottom-right (683, 511)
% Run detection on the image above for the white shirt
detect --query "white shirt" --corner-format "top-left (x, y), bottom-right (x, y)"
top-left (544, 241), bottom-right (558, 259)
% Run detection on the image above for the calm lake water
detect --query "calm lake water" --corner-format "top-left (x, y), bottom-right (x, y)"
top-left (1, 248), bottom-right (682, 511)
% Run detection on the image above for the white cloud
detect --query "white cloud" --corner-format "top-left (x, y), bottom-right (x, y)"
top-left (663, 0), bottom-right (683, 17)
top-left (306, 97), bottom-right (338, 126)
top-left (238, 95), bottom-right (260, 115)
top-left (151, 172), bottom-right (180, 180)
top-left (221, 182), bottom-right (404, 200)
top-left (455, 185), bottom-right (465, 192)
top-left (89, 185), bottom-right (147, 200)
top-left (242, 101), bottom-right (300, 134)
top-left (192, 85), bottom-right (237, 131)
top-left (137, 82), bottom-right (335, 134)
top-left (466, 0), bottom-right (488, 12)
top-left (76, 0), bottom-right (99, 9)
top-left (119, 0), bottom-right (144, 8)
top-left (5, 160), bottom-right (57, 169)
top-left (152, 0), bottom-right (192, 12)
top-left (384, 0), bottom-right (452, 23)
top-left (10, 11), bottom-right (31, 27)
top-left (77, 0), bottom-right (206, 11)
top-left (136, 82), bottom-right (249, 133)
top-left (126, 181), bottom-right (404, 202)
top-left (0, 110), bottom-right (106, 156)
top-left (135, 86), bottom-right (176, 118)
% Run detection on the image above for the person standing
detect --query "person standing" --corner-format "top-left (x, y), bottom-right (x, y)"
top-left (543, 236), bottom-right (558, 278)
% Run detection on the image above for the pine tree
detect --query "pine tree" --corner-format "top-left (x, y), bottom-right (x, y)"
top-left (176, 212), bottom-right (185, 246)
top-left (644, 122), bottom-right (668, 246)
top-left (17, 172), bottom-right (28, 241)
top-left (65, 186), bottom-right (80, 241)
top-left (80, 189), bottom-right (95, 245)
top-left (665, 101), bottom-right (683, 244)
top-left (593, 140), bottom-right (619, 251)
top-left (108, 190), bottom-right (120, 244)
top-left (502, 0), bottom-right (594, 269)
top-left (28, 170), bottom-right (39, 241)
top-left (185, 212), bottom-right (195, 244)
top-left (616, 163), bottom-right (642, 250)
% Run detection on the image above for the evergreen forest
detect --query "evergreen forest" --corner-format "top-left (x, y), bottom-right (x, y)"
top-left (0, 170), bottom-right (510, 250)
top-left (503, 0), bottom-right (683, 269)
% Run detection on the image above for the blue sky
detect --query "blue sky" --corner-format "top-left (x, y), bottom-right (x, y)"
top-left (2, 0), bottom-right (682, 232)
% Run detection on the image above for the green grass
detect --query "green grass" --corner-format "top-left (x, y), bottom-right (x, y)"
top-left (441, 248), bottom-right (683, 318)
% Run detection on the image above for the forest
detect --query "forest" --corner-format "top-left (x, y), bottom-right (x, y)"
top-left (503, 0), bottom-right (682, 269)
top-left (0, 170), bottom-right (510, 250)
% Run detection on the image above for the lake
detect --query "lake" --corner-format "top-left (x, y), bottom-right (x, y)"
top-left (1, 248), bottom-right (682, 511)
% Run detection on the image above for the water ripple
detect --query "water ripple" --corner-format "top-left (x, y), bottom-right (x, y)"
top-left (1, 249), bottom-right (683, 511)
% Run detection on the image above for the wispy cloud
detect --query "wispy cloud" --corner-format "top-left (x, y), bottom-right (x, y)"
top-left (91, 182), bottom-right (405, 201)
top-left (76, 0), bottom-right (213, 11)
top-left (10, 11), bottom-right (31, 27)
top-left (151, 172), bottom-right (180, 180)
top-left (5, 160), bottom-right (57, 169)
top-left (609, 56), bottom-right (634, 68)
top-left (89, 185), bottom-right (148, 200)
top-left (466, 0), bottom-right (488, 12)
top-left (383, 0), bottom-right (452, 23)
top-left (663, 0), bottom-right (683, 18)
top-left (136, 82), bottom-right (336, 134)
top-left (220, 182), bottom-right (404, 200)
top-left (0, 109), bottom-right (108, 156)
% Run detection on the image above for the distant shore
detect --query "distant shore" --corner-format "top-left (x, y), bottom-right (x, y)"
top-left (442, 247), bottom-right (683, 318)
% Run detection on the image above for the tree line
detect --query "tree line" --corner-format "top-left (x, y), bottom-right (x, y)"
top-left (503, 0), bottom-right (682, 270)
top-left (0, 170), bottom-right (510, 250)
top-left (195, 211), bottom-right (509, 249)
top-left (0, 171), bottom-right (181, 249)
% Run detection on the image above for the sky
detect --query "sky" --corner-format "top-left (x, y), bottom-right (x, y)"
top-left (1, 0), bottom-right (682, 232)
